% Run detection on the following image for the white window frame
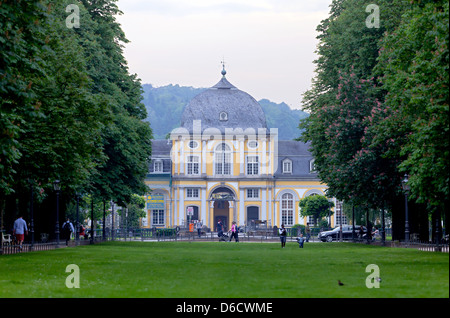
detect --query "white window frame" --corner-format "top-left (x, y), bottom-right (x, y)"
top-left (310, 159), bottom-right (316, 173)
top-left (246, 155), bottom-right (259, 175)
top-left (186, 155), bottom-right (200, 175)
top-left (188, 140), bottom-right (199, 149)
top-left (186, 188), bottom-right (200, 199)
top-left (282, 159), bottom-right (292, 174)
top-left (214, 143), bottom-right (232, 175)
top-left (152, 209), bottom-right (165, 226)
top-left (247, 140), bottom-right (258, 149)
top-left (154, 160), bottom-right (163, 173)
top-left (281, 193), bottom-right (294, 226)
top-left (247, 188), bottom-right (259, 199)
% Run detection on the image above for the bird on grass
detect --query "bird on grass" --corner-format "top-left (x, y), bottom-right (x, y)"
top-left (338, 280), bottom-right (344, 286)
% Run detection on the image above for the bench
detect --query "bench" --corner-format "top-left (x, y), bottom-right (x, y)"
top-left (1, 232), bottom-right (12, 245)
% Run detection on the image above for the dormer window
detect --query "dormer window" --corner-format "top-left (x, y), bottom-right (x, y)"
top-left (282, 159), bottom-right (292, 174)
top-left (154, 160), bottom-right (163, 173)
top-left (310, 159), bottom-right (316, 173)
top-left (219, 111), bottom-right (228, 121)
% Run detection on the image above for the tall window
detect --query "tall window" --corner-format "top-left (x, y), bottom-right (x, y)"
top-left (187, 155), bottom-right (199, 175)
top-left (215, 143), bottom-right (231, 175)
top-left (152, 210), bottom-right (165, 226)
top-left (246, 156), bottom-right (259, 175)
top-left (281, 193), bottom-right (294, 226)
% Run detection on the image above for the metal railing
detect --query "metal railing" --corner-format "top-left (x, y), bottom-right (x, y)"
top-left (2, 227), bottom-right (447, 254)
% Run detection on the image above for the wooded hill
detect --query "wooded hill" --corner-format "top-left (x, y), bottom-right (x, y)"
top-left (142, 84), bottom-right (309, 140)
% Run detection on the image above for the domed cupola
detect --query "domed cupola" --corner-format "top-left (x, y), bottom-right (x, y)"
top-left (180, 66), bottom-right (267, 134)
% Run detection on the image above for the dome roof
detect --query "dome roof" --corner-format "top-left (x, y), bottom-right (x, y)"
top-left (180, 72), bottom-right (267, 134)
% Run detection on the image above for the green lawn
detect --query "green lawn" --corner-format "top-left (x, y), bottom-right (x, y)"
top-left (0, 241), bottom-right (448, 298)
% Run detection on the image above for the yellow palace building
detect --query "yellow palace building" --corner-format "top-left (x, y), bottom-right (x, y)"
top-left (143, 68), bottom-right (340, 231)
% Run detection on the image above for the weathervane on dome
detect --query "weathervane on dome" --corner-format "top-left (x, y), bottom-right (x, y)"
top-left (221, 59), bottom-right (227, 77)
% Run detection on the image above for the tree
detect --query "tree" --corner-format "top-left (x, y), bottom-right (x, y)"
top-left (299, 195), bottom-right (335, 226)
top-left (0, 1), bottom-right (48, 195)
top-left (13, 0), bottom-right (110, 195)
top-left (299, 0), bottom-right (409, 208)
top-left (372, 0), bottom-right (449, 209)
top-left (120, 194), bottom-right (146, 228)
top-left (0, 0), bottom-right (153, 236)
top-left (79, 0), bottom-right (153, 206)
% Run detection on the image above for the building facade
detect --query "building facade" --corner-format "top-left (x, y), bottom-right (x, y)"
top-left (144, 69), bottom-right (335, 231)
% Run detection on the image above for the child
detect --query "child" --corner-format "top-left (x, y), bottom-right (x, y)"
top-left (296, 234), bottom-right (306, 248)
top-left (279, 224), bottom-right (287, 248)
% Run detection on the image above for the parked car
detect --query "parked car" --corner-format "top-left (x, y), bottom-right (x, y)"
top-left (318, 225), bottom-right (366, 242)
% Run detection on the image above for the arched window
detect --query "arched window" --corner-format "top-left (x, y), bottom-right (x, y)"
top-left (215, 143), bottom-right (232, 175)
top-left (281, 193), bottom-right (294, 226)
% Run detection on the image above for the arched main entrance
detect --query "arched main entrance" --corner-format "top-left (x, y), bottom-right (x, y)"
top-left (214, 201), bottom-right (229, 232)
top-left (210, 186), bottom-right (236, 231)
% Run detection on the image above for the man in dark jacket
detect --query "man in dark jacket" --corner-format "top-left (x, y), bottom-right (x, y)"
top-left (62, 218), bottom-right (74, 246)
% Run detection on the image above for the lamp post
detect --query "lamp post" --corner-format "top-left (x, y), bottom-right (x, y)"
top-left (53, 180), bottom-right (61, 248)
top-left (352, 206), bottom-right (355, 242)
top-left (103, 200), bottom-right (106, 241)
top-left (401, 174), bottom-right (410, 246)
top-left (435, 210), bottom-right (441, 252)
top-left (75, 192), bottom-right (80, 246)
top-left (111, 200), bottom-right (115, 241)
top-left (90, 197), bottom-right (94, 245)
top-left (381, 205), bottom-right (386, 246)
top-left (28, 179), bottom-right (35, 251)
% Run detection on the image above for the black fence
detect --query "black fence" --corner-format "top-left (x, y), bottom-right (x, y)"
top-left (2, 227), bottom-right (448, 255)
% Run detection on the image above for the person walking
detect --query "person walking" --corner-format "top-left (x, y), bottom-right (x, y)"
top-left (305, 223), bottom-right (311, 242)
top-left (62, 218), bottom-right (74, 246)
top-left (279, 224), bottom-right (287, 248)
top-left (196, 221), bottom-right (202, 238)
top-left (216, 219), bottom-right (224, 239)
top-left (230, 221), bottom-right (239, 242)
top-left (13, 216), bottom-right (28, 251)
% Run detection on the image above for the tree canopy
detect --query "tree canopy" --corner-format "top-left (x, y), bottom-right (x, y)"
top-left (1, 0), bottom-right (152, 233)
top-left (299, 195), bottom-right (335, 225)
top-left (299, 0), bottom-right (448, 239)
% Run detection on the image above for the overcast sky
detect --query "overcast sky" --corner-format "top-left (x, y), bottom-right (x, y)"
top-left (115, 0), bottom-right (332, 110)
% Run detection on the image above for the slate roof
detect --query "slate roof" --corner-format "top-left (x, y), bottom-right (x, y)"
top-left (180, 75), bottom-right (267, 134)
top-left (149, 139), bottom-right (318, 179)
top-left (151, 139), bottom-right (172, 157)
top-left (274, 140), bottom-right (318, 179)
top-left (148, 140), bottom-right (172, 174)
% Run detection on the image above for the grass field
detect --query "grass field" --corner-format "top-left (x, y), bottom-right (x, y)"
top-left (0, 241), bottom-right (448, 298)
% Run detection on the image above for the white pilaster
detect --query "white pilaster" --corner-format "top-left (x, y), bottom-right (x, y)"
top-left (262, 188), bottom-right (267, 221)
top-left (201, 188), bottom-right (207, 224)
top-left (239, 188), bottom-right (245, 226)
top-left (179, 187), bottom-right (184, 225)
